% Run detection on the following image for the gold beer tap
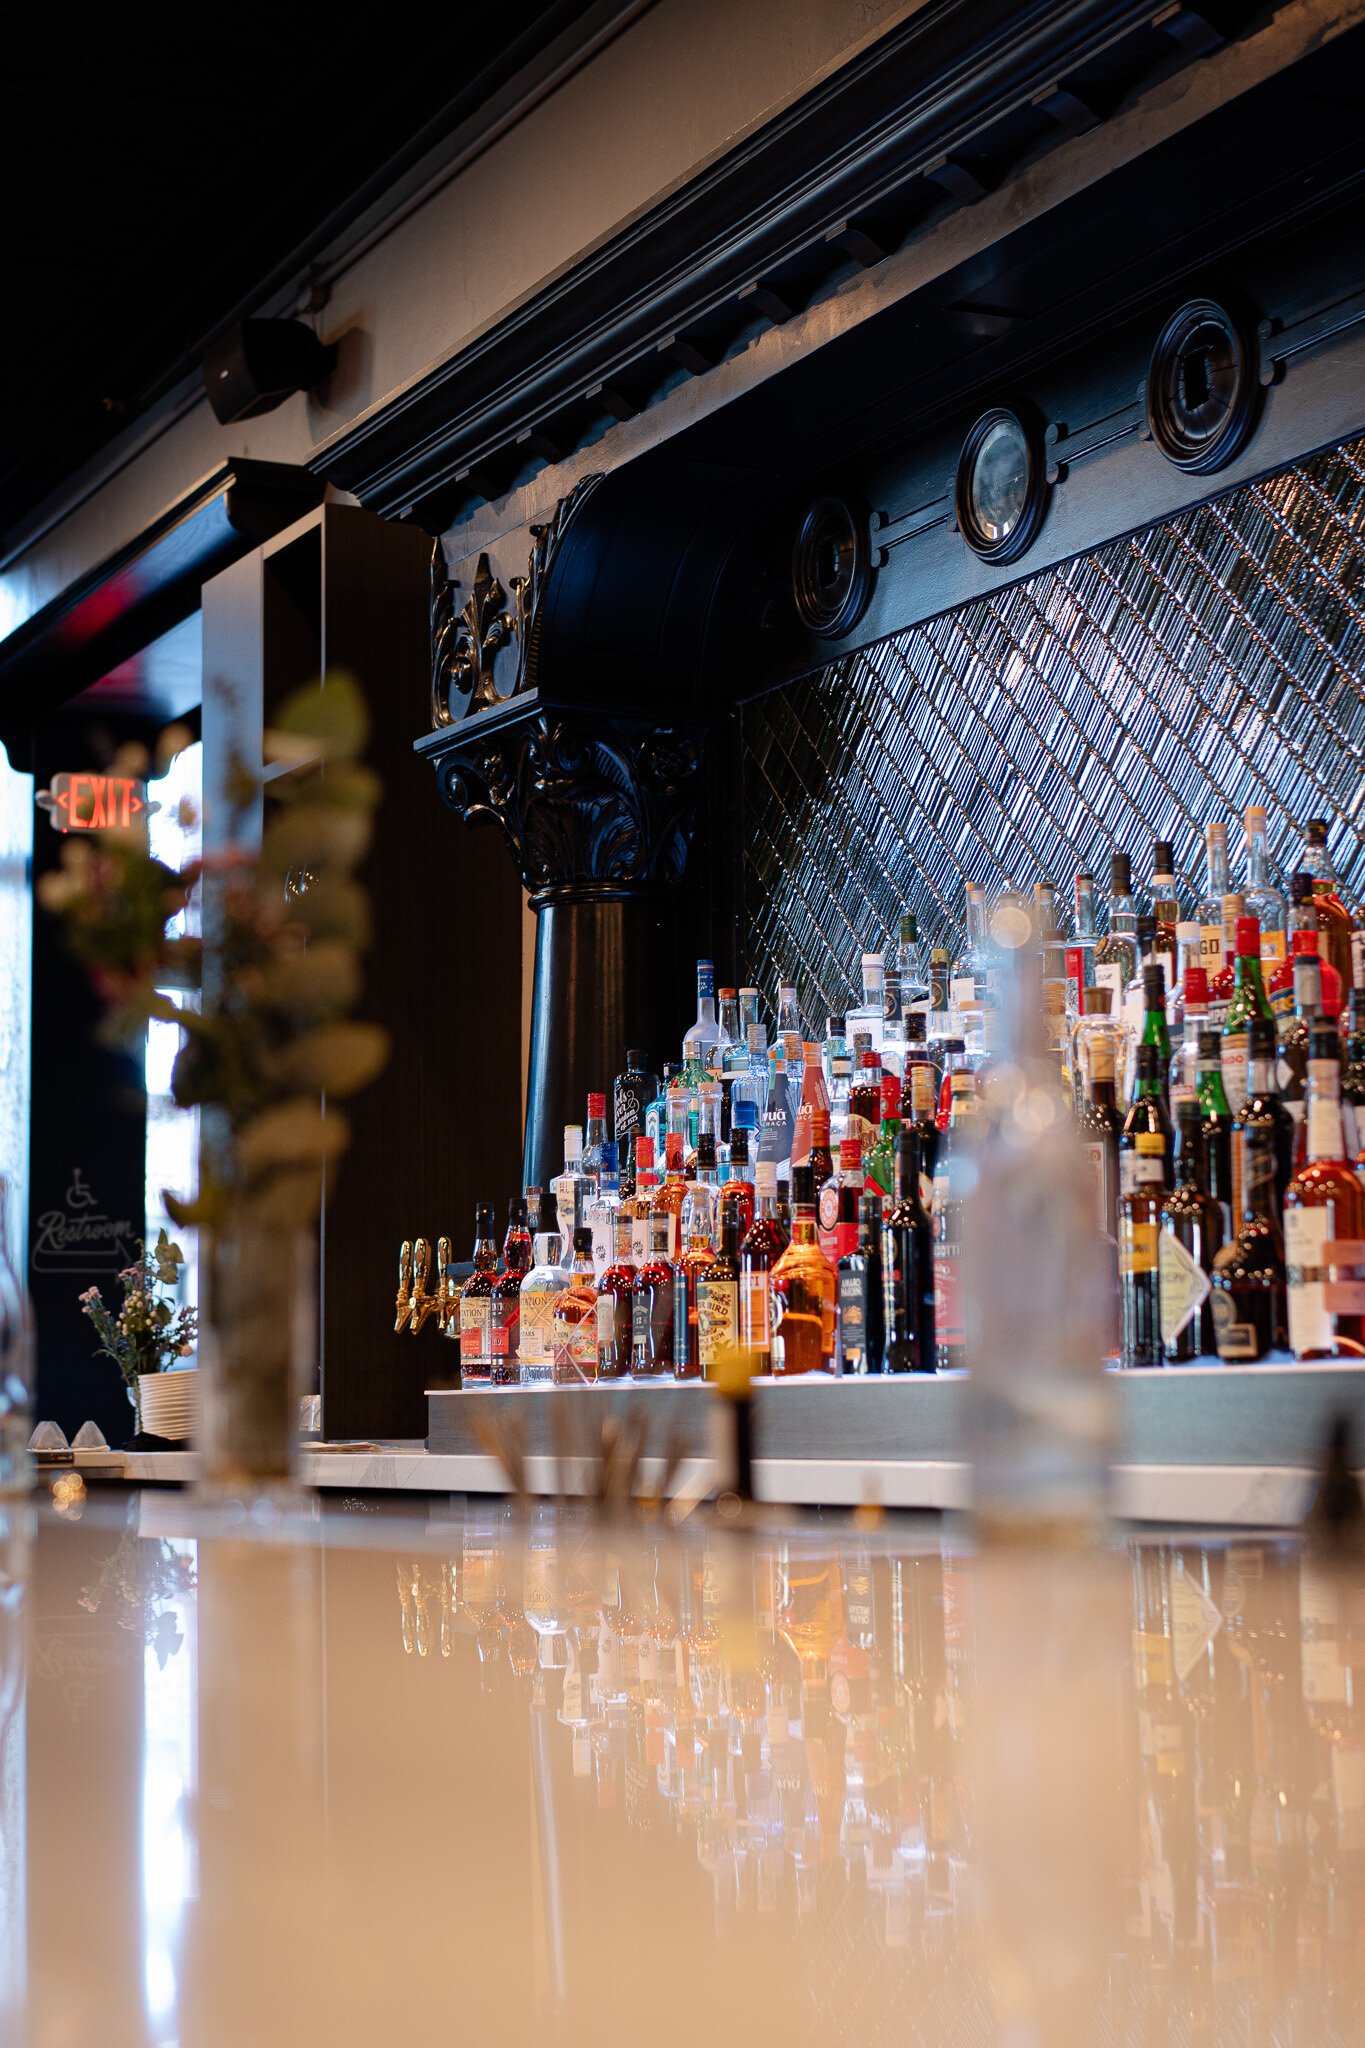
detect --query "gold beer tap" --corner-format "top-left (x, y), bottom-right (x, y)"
top-left (409, 1237), bottom-right (442, 1335)
top-left (395, 1241), bottom-right (414, 1333)
top-left (435, 1237), bottom-right (461, 1337)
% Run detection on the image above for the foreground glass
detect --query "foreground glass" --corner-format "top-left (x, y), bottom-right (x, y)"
top-left (198, 1223), bottom-right (313, 1498)
top-left (0, 1183), bottom-right (33, 1497)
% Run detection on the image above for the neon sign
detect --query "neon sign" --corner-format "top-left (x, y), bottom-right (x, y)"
top-left (39, 771), bottom-right (149, 832)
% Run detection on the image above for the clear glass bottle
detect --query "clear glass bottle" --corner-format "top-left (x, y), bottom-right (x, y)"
top-left (581, 1094), bottom-right (609, 1184)
top-left (550, 1123), bottom-right (586, 1241)
top-left (1284, 1024), bottom-right (1365, 1359)
top-left (458, 1204), bottom-right (499, 1385)
top-left (644, 1063), bottom-right (678, 1154)
top-left (586, 1141), bottom-right (619, 1278)
top-left (927, 945), bottom-right (952, 1044)
top-left (1276, 947), bottom-right (1322, 1133)
top-left (824, 1017), bottom-right (852, 1149)
top-left (1169, 965), bottom-right (1209, 1110)
top-left (1232, 1016), bottom-right (1294, 1227)
top-left (931, 1066), bottom-right (978, 1370)
top-left (729, 1022), bottom-right (769, 1125)
top-left (769, 1164), bottom-right (836, 1375)
top-left (1068, 871), bottom-right (1099, 1008)
top-left (775, 977), bottom-right (805, 1072)
top-left (518, 1233), bottom-right (568, 1385)
top-left (897, 912), bottom-right (928, 1014)
top-left (552, 1227), bottom-right (599, 1384)
top-left (1075, 997), bottom-right (1123, 1244)
top-left (623, 1139), bottom-right (658, 1264)
top-left (1195, 822), bottom-right (1230, 983)
top-left (844, 951), bottom-right (887, 1054)
top-left (687, 959), bottom-right (724, 1075)
top-left (1094, 851), bottom-right (1139, 1002)
top-left (1242, 805), bottom-right (1287, 971)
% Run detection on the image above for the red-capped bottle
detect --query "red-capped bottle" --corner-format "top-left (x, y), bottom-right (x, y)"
top-left (631, 1208), bottom-right (675, 1377)
top-left (458, 1204), bottom-right (499, 1384)
top-left (1269, 906), bottom-right (1343, 1022)
top-left (818, 1136), bottom-right (864, 1267)
top-left (739, 1161), bottom-right (787, 1372)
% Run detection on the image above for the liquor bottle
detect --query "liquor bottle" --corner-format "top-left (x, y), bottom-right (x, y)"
top-left (1068, 871), bottom-right (1099, 1004)
top-left (866, 1086), bottom-right (901, 1200)
top-left (1140, 962), bottom-right (1171, 1104)
top-left (845, 952), bottom-right (887, 1055)
top-left (927, 945), bottom-right (952, 1042)
top-left (1119, 1132), bottom-right (1165, 1368)
top-left (651, 1130), bottom-right (688, 1261)
top-left (950, 884), bottom-right (990, 1031)
top-left (739, 1161), bottom-right (786, 1371)
top-left (882, 1129), bottom-right (934, 1373)
top-left (775, 1176), bottom-right (792, 1240)
top-left (1151, 838), bottom-right (1182, 974)
top-left (1242, 806), bottom-right (1287, 970)
top-left (458, 1204), bottom-right (499, 1384)
top-left (1221, 914), bottom-right (1275, 1118)
top-left (671, 1186), bottom-right (716, 1382)
top-left (644, 1064), bottom-right (678, 1154)
top-left (519, 1233), bottom-right (568, 1384)
top-left (848, 1050), bottom-right (882, 1152)
top-left (818, 1136), bottom-right (863, 1267)
top-left (897, 912), bottom-right (928, 1014)
top-left (791, 1039), bottom-right (831, 1169)
top-left (730, 1024), bottom-right (769, 1127)
top-left (596, 1209), bottom-right (638, 1381)
top-left (550, 1124), bottom-right (586, 1240)
top-left (622, 1137), bottom-right (657, 1263)
top-left (1075, 1002), bottom-right (1123, 1242)
top-left (686, 959), bottom-right (725, 1075)
top-left (697, 1213), bottom-right (741, 1377)
top-left (1120, 912), bottom-right (1158, 1042)
top-left (718, 1101), bottom-right (757, 1240)
top-left (837, 1192), bottom-right (884, 1375)
top-left (806, 1106), bottom-right (834, 1203)
top-left (1095, 851), bottom-right (1139, 1003)
top-left (1210, 1126), bottom-right (1286, 1362)
top-left (586, 1141), bottom-right (620, 1278)
top-left (897, 1021), bottom-right (940, 1193)
top-left (630, 1208), bottom-right (675, 1378)
top-left (775, 977), bottom-right (805, 1072)
top-left (1232, 1016), bottom-right (1294, 1224)
top-left (1195, 822), bottom-right (1230, 981)
top-left (1206, 888), bottom-right (1244, 1029)
top-left (1283, 1024), bottom-right (1365, 1359)
top-left (1195, 1029), bottom-right (1236, 1241)
top-left (552, 1227), bottom-right (600, 1384)
top-left (1341, 987), bottom-right (1365, 1161)
top-left (769, 1164), bottom-right (836, 1375)
top-left (1270, 884), bottom-right (1344, 1021)
top-left (1276, 947), bottom-right (1321, 1133)
top-left (1161, 1101), bottom-right (1223, 1362)
top-left (1300, 818), bottom-right (1355, 992)
top-left (1120, 1044), bottom-right (1174, 1196)
top-left (581, 1093), bottom-right (610, 1184)
top-left (756, 1045), bottom-right (795, 1177)
top-left (614, 1048), bottom-right (659, 1200)
top-left (931, 1065), bottom-right (977, 1371)
top-left (692, 1081), bottom-right (722, 1191)
top-left (824, 1017), bottom-right (853, 1148)
top-left (491, 1197), bottom-right (533, 1385)
top-left (1169, 965), bottom-right (1209, 1109)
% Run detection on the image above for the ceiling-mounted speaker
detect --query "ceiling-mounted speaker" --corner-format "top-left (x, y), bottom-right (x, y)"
top-left (204, 318), bottom-right (337, 424)
top-left (1145, 296), bottom-right (1260, 474)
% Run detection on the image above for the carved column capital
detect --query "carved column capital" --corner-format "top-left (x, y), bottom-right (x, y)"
top-left (423, 701), bottom-right (705, 909)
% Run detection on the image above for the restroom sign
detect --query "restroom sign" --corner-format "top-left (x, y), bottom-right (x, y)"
top-left (40, 771), bottom-right (149, 832)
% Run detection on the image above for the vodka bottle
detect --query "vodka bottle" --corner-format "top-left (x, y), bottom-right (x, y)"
top-left (775, 978), bottom-right (805, 1072)
top-left (1242, 805), bottom-right (1287, 971)
top-left (1195, 822), bottom-right (1230, 982)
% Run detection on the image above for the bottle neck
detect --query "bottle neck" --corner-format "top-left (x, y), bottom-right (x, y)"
top-left (1206, 836), bottom-right (1228, 897)
top-left (1246, 827), bottom-right (1269, 886)
top-left (1233, 952), bottom-right (1264, 996)
top-left (1249, 1053), bottom-right (1276, 1096)
top-left (586, 1116), bottom-right (607, 1148)
top-left (791, 1204), bottom-right (818, 1245)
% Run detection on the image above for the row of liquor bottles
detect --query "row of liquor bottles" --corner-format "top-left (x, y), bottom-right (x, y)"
top-left (399, 1510), bottom-right (1365, 2029)
top-left (442, 940), bottom-right (1365, 1380)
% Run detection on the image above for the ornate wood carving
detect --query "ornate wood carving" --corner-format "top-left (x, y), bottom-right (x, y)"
top-left (430, 545), bottom-right (516, 726)
top-left (513, 473), bottom-right (605, 698)
top-left (435, 709), bottom-right (705, 907)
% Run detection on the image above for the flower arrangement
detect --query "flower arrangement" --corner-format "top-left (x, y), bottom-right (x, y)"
top-left (79, 1230), bottom-right (198, 1403)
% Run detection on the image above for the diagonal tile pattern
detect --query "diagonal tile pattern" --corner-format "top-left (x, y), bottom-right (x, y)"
top-left (742, 435), bottom-right (1365, 1028)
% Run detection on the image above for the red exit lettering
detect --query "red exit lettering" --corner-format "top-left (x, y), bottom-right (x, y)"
top-left (45, 772), bottom-right (147, 832)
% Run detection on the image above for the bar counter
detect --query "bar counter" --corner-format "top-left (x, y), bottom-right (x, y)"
top-left (5, 1490), bottom-right (1363, 2046)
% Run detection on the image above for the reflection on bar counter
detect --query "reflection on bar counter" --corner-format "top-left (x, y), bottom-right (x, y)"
top-left (399, 814), bottom-right (1365, 1386)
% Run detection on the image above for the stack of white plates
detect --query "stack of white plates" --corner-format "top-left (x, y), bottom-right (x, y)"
top-left (139, 1369), bottom-right (199, 1441)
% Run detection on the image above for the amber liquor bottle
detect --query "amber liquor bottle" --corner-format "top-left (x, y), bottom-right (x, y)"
top-left (651, 1130), bottom-right (689, 1261)
top-left (490, 1197), bottom-right (533, 1385)
top-left (671, 1191), bottom-right (716, 1382)
top-left (552, 1227), bottom-right (599, 1384)
top-left (1119, 1131), bottom-right (1164, 1368)
top-left (595, 1208), bottom-right (638, 1380)
top-left (1284, 1024), bottom-right (1365, 1359)
top-left (739, 1161), bottom-right (786, 1372)
top-left (631, 1209), bottom-right (675, 1378)
top-left (458, 1204), bottom-right (499, 1385)
top-left (882, 1129), bottom-right (934, 1373)
top-left (1210, 1124), bottom-right (1286, 1362)
top-left (770, 1164), bottom-right (837, 1374)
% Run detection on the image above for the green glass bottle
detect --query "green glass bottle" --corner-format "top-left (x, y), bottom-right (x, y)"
top-left (1140, 962), bottom-right (1171, 1106)
top-left (867, 1107), bottom-right (901, 1200)
top-left (1195, 1028), bottom-right (1235, 1240)
top-left (1221, 912), bottom-right (1275, 1120)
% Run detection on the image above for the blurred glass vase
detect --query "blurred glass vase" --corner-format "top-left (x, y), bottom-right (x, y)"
top-left (200, 1220), bottom-right (315, 1497)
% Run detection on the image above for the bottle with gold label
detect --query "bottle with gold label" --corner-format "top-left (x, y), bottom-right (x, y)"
top-left (1120, 1130), bottom-right (1165, 1368)
top-left (769, 1164), bottom-right (836, 1374)
top-left (1284, 1025), bottom-right (1365, 1359)
top-left (696, 1212), bottom-right (740, 1377)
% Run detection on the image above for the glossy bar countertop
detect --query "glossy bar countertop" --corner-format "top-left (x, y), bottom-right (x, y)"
top-left (2, 1491), bottom-right (1364, 2046)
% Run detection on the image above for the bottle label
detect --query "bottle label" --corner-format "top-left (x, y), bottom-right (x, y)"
top-left (933, 1249), bottom-right (963, 1350)
top-left (838, 1269), bottom-right (867, 1368)
top-left (1285, 1206), bottom-right (1334, 1355)
top-left (1222, 1036), bottom-right (1249, 1115)
top-left (1199, 925), bottom-right (1224, 977)
top-left (817, 1184), bottom-right (839, 1235)
top-left (1353, 930), bottom-right (1365, 991)
top-left (1120, 1219), bottom-right (1159, 1275)
top-left (1308, 1098), bottom-right (1344, 1161)
top-left (1211, 1289), bottom-right (1260, 1362)
top-left (1158, 1230), bottom-right (1210, 1347)
top-left (1259, 931), bottom-right (1286, 969)
top-left (949, 975), bottom-right (977, 1017)
top-left (595, 1293), bottom-right (615, 1347)
top-left (459, 1297), bottom-right (490, 1357)
top-left (741, 1270), bottom-right (771, 1351)
top-left (519, 1285), bottom-right (559, 1366)
top-left (1119, 1150), bottom-right (1141, 1198)
top-left (782, 1031), bottom-right (804, 1070)
top-left (630, 1214), bottom-right (651, 1266)
top-left (883, 974), bottom-right (902, 1026)
top-left (697, 962), bottom-right (715, 1001)
top-left (590, 1208), bottom-right (613, 1277)
top-left (1082, 1140), bottom-right (1115, 1234)
top-left (696, 1279), bottom-right (738, 1369)
top-left (490, 1298), bottom-right (517, 1358)
top-left (562, 1310), bottom-right (597, 1378)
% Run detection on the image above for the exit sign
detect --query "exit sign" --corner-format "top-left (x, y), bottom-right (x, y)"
top-left (41, 771), bottom-right (149, 832)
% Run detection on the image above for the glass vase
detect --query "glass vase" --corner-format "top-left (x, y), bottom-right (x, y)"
top-left (199, 1219), bottom-right (315, 1501)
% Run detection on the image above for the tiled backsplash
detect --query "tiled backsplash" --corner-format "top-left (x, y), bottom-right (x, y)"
top-left (741, 434), bottom-right (1365, 1027)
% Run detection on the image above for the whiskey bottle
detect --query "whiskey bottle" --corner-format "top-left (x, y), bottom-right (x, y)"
top-left (1120, 1044), bottom-right (1173, 1197)
top-left (770, 1164), bottom-right (836, 1375)
top-left (1300, 818), bottom-right (1355, 993)
top-left (1284, 1024), bottom-right (1365, 1359)
top-left (458, 1203), bottom-right (499, 1385)
top-left (630, 1209), bottom-right (675, 1379)
top-left (1231, 1016), bottom-right (1294, 1225)
top-left (697, 1212), bottom-right (741, 1378)
top-left (552, 1227), bottom-right (600, 1384)
top-left (595, 1208), bottom-right (638, 1381)
top-left (1160, 1101), bottom-right (1222, 1362)
top-left (739, 1161), bottom-right (786, 1372)
top-left (1119, 1131), bottom-right (1165, 1369)
top-left (837, 1192), bottom-right (884, 1374)
top-left (882, 1129), bottom-right (934, 1373)
top-left (1270, 880), bottom-right (1344, 1020)
top-left (1210, 1126), bottom-right (1286, 1362)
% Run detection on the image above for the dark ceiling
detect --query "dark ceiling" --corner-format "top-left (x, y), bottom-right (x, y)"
top-left (1, 1), bottom-right (600, 554)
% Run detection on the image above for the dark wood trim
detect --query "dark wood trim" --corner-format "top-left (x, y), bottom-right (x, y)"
top-left (0, 460), bottom-right (323, 741)
top-left (309, 0), bottom-right (1266, 526)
